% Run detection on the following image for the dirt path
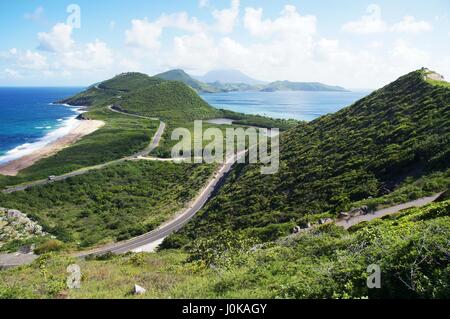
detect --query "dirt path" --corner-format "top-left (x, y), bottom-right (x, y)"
top-left (336, 193), bottom-right (442, 229)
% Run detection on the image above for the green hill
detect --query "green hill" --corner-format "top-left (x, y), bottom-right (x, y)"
top-left (154, 69), bottom-right (220, 93)
top-left (115, 80), bottom-right (222, 122)
top-left (165, 69), bottom-right (450, 245)
top-left (261, 80), bottom-right (347, 92)
top-left (59, 72), bottom-right (161, 106)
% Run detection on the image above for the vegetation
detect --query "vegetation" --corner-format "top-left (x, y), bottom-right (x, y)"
top-left (0, 68), bottom-right (448, 300)
top-left (164, 70), bottom-right (450, 245)
top-left (261, 80), bottom-right (347, 92)
top-left (0, 161), bottom-right (215, 249)
top-left (34, 240), bottom-right (65, 255)
top-left (0, 200), bottom-right (448, 299)
top-left (220, 109), bottom-right (301, 131)
top-left (116, 80), bottom-right (223, 122)
top-left (155, 69), bottom-right (221, 93)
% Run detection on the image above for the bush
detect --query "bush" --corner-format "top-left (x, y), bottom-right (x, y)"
top-left (34, 240), bottom-right (65, 255)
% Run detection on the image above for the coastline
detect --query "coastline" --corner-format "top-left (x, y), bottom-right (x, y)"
top-left (0, 104), bottom-right (104, 177)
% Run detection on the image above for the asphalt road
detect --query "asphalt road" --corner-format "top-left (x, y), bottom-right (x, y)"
top-left (335, 193), bottom-right (442, 229)
top-left (75, 152), bottom-right (244, 257)
top-left (1, 107), bottom-right (165, 194)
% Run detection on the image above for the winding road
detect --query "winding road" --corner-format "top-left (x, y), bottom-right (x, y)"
top-left (75, 152), bottom-right (245, 257)
top-left (1, 104), bottom-right (444, 260)
top-left (0, 103), bottom-right (247, 259)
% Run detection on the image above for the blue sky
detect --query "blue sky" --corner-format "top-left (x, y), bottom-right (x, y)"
top-left (0, 0), bottom-right (449, 88)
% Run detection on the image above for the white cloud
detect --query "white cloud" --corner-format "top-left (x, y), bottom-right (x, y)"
top-left (168, 32), bottom-right (218, 72)
top-left (342, 4), bottom-right (387, 34)
top-left (18, 50), bottom-right (48, 70)
top-left (391, 16), bottom-right (432, 33)
top-left (343, 5), bottom-right (432, 35)
top-left (3, 3), bottom-right (446, 88)
top-left (125, 13), bottom-right (204, 50)
top-left (125, 18), bottom-right (162, 50)
top-left (212, 0), bottom-right (240, 33)
top-left (244, 5), bottom-right (316, 39)
top-left (38, 23), bottom-right (74, 52)
top-left (158, 12), bottom-right (204, 33)
top-left (391, 40), bottom-right (430, 66)
top-left (61, 40), bottom-right (114, 70)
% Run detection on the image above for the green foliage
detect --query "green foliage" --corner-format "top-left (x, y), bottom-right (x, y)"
top-left (167, 70), bottom-right (450, 244)
top-left (117, 80), bottom-right (222, 122)
top-left (186, 230), bottom-right (257, 268)
top-left (1, 201), bottom-right (448, 299)
top-left (34, 240), bottom-right (65, 255)
top-left (0, 161), bottom-right (215, 249)
top-left (155, 69), bottom-right (220, 93)
top-left (220, 109), bottom-right (301, 131)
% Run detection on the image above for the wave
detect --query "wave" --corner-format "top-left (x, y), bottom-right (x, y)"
top-left (0, 104), bottom-right (84, 165)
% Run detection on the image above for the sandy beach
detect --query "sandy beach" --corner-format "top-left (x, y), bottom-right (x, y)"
top-left (0, 119), bottom-right (105, 176)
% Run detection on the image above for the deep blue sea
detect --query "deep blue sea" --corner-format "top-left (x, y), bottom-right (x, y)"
top-left (200, 90), bottom-right (372, 121)
top-left (0, 87), bottom-right (83, 163)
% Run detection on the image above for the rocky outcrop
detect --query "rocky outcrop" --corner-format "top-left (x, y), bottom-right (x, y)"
top-left (133, 284), bottom-right (147, 295)
top-left (0, 208), bottom-right (46, 246)
top-left (76, 113), bottom-right (90, 120)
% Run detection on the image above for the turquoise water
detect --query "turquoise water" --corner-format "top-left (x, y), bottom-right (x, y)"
top-left (0, 87), bottom-right (83, 162)
top-left (200, 90), bottom-right (372, 121)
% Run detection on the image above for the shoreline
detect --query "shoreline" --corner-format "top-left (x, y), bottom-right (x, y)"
top-left (0, 103), bottom-right (104, 176)
top-left (0, 119), bottom-right (104, 176)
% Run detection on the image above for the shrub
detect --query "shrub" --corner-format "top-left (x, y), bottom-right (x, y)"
top-left (34, 240), bottom-right (65, 255)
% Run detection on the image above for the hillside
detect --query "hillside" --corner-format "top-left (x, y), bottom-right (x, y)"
top-left (1, 199), bottom-right (448, 298)
top-left (261, 80), bottom-right (347, 92)
top-left (59, 72), bottom-right (162, 106)
top-left (154, 69), bottom-right (220, 93)
top-left (165, 69), bottom-right (450, 245)
top-left (115, 80), bottom-right (223, 122)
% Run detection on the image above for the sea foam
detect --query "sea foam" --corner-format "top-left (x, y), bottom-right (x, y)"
top-left (0, 105), bottom-right (84, 165)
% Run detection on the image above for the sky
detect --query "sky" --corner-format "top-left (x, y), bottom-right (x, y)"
top-left (0, 0), bottom-right (449, 88)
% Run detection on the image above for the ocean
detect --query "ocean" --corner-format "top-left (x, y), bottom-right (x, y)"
top-left (200, 90), bottom-right (372, 121)
top-left (0, 88), bottom-right (371, 165)
top-left (0, 87), bottom-right (83, 164)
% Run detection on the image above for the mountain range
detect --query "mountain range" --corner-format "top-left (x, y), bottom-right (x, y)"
top-left (155, 69), bottom-right (348, 93)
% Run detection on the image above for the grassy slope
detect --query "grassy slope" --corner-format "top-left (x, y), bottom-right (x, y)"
top-left (164, 70), bottom-right (450, 245)
top-left (1, 200), bottom-right (448, 299)
top-left (0, 161), bottom-right (215, 249)
top-left (0, 71), bottom-right (292, 249)
top-left (116, 80), bottom-right (223, 122)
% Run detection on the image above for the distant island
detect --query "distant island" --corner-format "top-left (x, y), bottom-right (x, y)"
top-left (155, 69), bottom-right (349, 94)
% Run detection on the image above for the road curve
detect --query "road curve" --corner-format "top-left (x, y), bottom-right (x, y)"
top-left (2, 107), bottom-right (165, 194)
top-left (75, 152), bottom-right (245, 257)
